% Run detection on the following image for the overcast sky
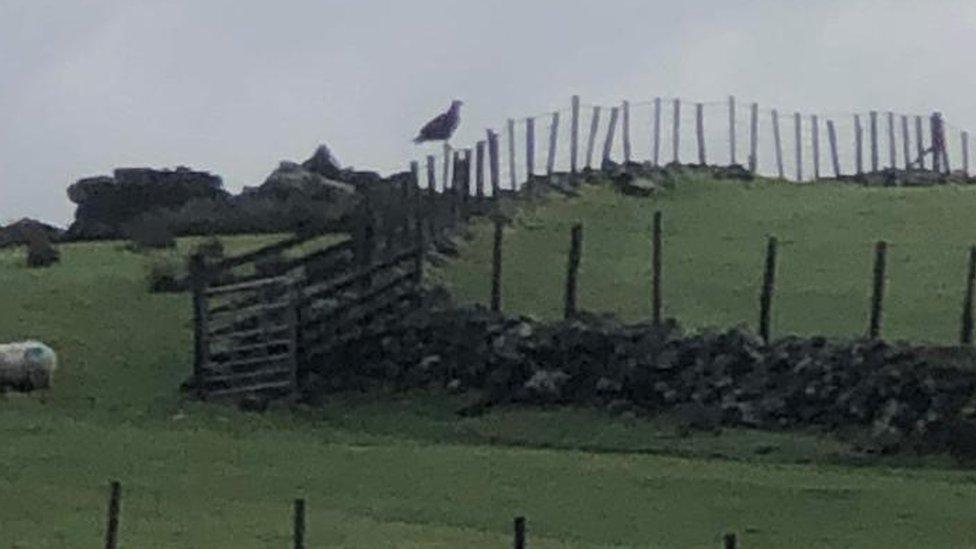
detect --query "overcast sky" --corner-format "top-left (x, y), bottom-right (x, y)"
top-left (2, 0), bottom-right (975, 226)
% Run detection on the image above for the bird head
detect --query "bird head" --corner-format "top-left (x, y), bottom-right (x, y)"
top-left (450, 99), bottom-right (463, 111)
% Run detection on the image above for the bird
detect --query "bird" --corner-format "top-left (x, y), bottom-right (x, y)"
top-left (413, 100), bottom-right (463, 144)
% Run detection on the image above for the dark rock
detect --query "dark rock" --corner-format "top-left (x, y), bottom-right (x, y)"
top-left (0, 218), bottom-right (64, 248)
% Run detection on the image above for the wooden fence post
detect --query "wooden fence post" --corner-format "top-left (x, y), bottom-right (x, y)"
top-left (696, 103), bottom-right (706, 165)
top-left (564, 224), bottom-right (583, 319)
top-left (901, 115), bottom-right (911, 170)
top-left (827, 120), bottom-right (840, 177)
top-left (443, 143), bottom-right (452, 191)
top-left (870, 110), bottom-right (879, 172)
top-left (887, 111), bottom-right (896, 169)
top-left (672, 98), bottom-right (681, 164)
top-left (812, 115), bottom-right (820, 180)
top-left (869, 241), bottom-right (887, 340)
top-left (855, 114), bottom-right (864, 175)
top-left (514, 516), bottom-right (526, 549)
top-left (749, 102), bottom-right (758, 173)
top-left (729, 95), bottom-right (736, 165)
top-left (602, 107), bottom-right (620, 166)
top-left (426, 155), bottom-right (437, 195)
top-left (476, 140), bottom-right (486, 200)
top-left (622, 100), bottom-right (632, 163)
top-left (724, 533), bottom-right (737, 549)
top-left (759, 236), bottom-right (777, 344)
top-left (491, 219), bottom-right (503, 312)
top-left (963, 131), bottom-right (970, 176)
top-left (571, 95), bottom-right (580, 173)
top-left (526, 118), bottom-right (535, 180)
top-left (507, 118), bottom-right (517, 190)
top-left (652, 211), bottom-right (662, 326)
top-left (772, 109), bottom-right (784, 179)
top-left (915, 115), bottom-right (925, 170)
top-left (293, 498), bottom-right (306, 549)
top-left (653, 97), bottom-right (662, 166)
top-left (585, 106), bottom-right (600, 169)
top-left (462, 149), bottom-right (472, 217)
top-left (962, 246), bottom-right (976, 345)
top-left (489, 130), bottom-right (501, 200)
top-left (451, 151), bottom-right (462, 224)
top-left (931, 113), bottom-right (942, 174)
top-left (104, 480), bottom-right (121, 549)
top-left (189, 253), bottom-right (209, 395)
top-left (547, 111), bottom-right (560, 175)
top-left (794, 112), bottom-right (803, 181)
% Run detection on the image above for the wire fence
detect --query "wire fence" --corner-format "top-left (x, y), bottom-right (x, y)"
top-left (418, 95), bottom-right (970, 194)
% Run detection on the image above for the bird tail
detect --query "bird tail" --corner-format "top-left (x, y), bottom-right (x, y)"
top-left (413, 135), bottom-right (426, 144)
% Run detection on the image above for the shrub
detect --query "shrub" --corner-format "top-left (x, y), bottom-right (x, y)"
top-left (146, 257), bottom-right (186, 293)
top-left (193, 236), bottom-right (225, 261)
top-left (24, 226), bottom-right (60, 268)
top-left (126, 213), bottom-right (176, 250)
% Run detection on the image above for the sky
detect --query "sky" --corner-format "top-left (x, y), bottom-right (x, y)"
top-left (2, 0), bottom-right (976, 226)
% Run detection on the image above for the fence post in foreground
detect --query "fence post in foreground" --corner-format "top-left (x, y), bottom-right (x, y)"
top-left (622, 100), bottom-right (632, 163)
top-left (901, 115), bottom-right (911, 171)
top-left (672, 98), bottom-right (681, 164)
top-left (443, 143), bottom-right (451, 192)
top-left (772, 109), bottom-right (784, 179)
top-left (759, 236), bottom-right (778, 344)
top-left (869, 240), bottom-right (888, 340)
top-left (812, 114), bottom-right (820, 180)
top-left (104, 480), bottom-right (122, 549)
top-left (652, 211), bottom-right (663, 326)
top-left (514, 516), bottom-right (526, 549)
top-left (915, 115), bottom-right (925, 170)
top-left (887, 111), bottom-right (897, 169)
top-left (526, 118), bottom-right (535, 180)
top-left (547, 111), bottom-right (560, 175)
top-left (870, 110), bottom-right (878, 172)
top-left (961, 246), bottom-right (976, 345)
top-left (489, 130), bottom-right (501, 200)
top-left (855, 114), bottom-right (864, 175)
top-left (963, 131), bottom-right (970, 176)
top-left (571, 95), bottom-right (580, 173)
top-left (426, 154), bottom-right (437, 195)
top-left (565, 224), bottom-right (583, 319)
top-left (585, 105), bottom-right (600, 170)
top-left (794, 112), bottom-right (803, 181)
top-left (654, 97), bottom-right (662, 166)
top-left (293, 498), bottom-right (306, 549)
top-left (827, 120), bottom-right (840, 177)
top-left (602, 107), bottom-right (620, 166)
top-left (696, 102), bottom-right (706, 165)
top-left (508, 118), bottom-right (517, 190)
top-left (491, 219), bottom-right (503, 312)
top-left (476, 140), bottom-right (486, 201)
top-left (749, 101), bottom-right (758, 173)
top-left (729, 95), bottom-right (737, 165)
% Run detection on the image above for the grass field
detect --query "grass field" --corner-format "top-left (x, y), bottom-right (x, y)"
top-left (4, 178), bottom-right (976, 547)
top-left (441, 173), bottom-right (976, 345)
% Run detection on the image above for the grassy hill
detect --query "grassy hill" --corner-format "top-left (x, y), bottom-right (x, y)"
top-left (441, 173), bottom-right (976, 345)
top-left (3, 177), bottom-right (976, 547)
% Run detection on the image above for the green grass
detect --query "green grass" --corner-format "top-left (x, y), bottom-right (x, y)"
top-left (441, 174), bottom-right (976, 345)
top-left (4, 186), bottom-right (976, 546)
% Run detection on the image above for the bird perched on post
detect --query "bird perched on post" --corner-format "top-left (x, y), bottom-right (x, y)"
top-left (414, 100), bottom-right (463, 144)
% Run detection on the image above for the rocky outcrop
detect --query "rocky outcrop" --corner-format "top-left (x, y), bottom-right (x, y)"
top-left (65, 167), bottom-right (228, 240)
top-left (0, 218), bottom-right (64, 248)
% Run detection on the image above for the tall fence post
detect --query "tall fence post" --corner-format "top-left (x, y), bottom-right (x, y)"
top-left (748, 102), bottom-right (758, 173)
top-left (653, 97), bottom-right (662, 166)
top-left (526, 118), bottom-right (535, 180)
top-left (869, 241), bottom-right (887, 340)
top-left (887, 111), bottom-right (896, 170)
top-left (622, 100), bottom-right (632, 163)
top-left (672, 98), bottom-right (681, 164)
top-left (476, 140), bottom-right (486, 201)
top-left (602, 107), bottom-right (620, 166)
top-left (546, 111), bottom-right (560, 175)
top-left (827, 120), bottom-right (840, 177)
top-left (962, 246), bottom-right (976, 345)
top-left (696, 102), bottom-right (706, 165)
top-left (189, 253), bottom-right (208, 396)
top-left (963, 131), bottom-right (970, 176)
top-left (514, 516), bottom-right (526, 549)
top-left (571, 95), bottom-right (580, 173)
top-left (931, 113), bottom-right (942, 174)
top-left (507, 118), bottom-right (517, 190)
top-left (293, 498), bottom-right (306, 549)
top-left (450, 151), bottom-right (462, 225)
top-left (104, 480), bottom-right (122, 549)
top-left (915, 115), bottom-right (925, 170)
top-left (759, 236), bottom-right (778, 344)
top-left (564, 224), bottom-right (583, 319)
top-left (870, 110), bottom-right (879, 172)
top-left (652, 211), bottom-right (662, 326)
top-left (901, 115), bottom-right (911, 170)
top-left (855, 114), bottom-right (864, 175)
top-left (489, 130), bottom-right (501, 200)
top-left (794, 112), bottom-right (803, 181)
top-left (772, 109), bottom-right (784, 179)
top-left (728, 95), bottom-right (737, 165)
top-left (491, 219), bottom-right (503, 312)
top-left (585, 106), bottom-right (600, 170)
top-left (443, 143), bottom-right (452, 192)
top-left (426, 155), bottom-right (437, 195)
top-left (811, 115), bottom-right (820, 180)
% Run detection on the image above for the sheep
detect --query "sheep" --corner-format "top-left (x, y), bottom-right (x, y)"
top-left (0, 341), bottom-right (58, 392)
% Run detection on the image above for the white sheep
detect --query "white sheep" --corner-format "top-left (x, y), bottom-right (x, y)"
top-left (0, 341), bottom-right (58, 392)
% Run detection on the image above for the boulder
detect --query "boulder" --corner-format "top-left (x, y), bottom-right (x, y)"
top-left (0, 218), bottom-right (64, 248)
